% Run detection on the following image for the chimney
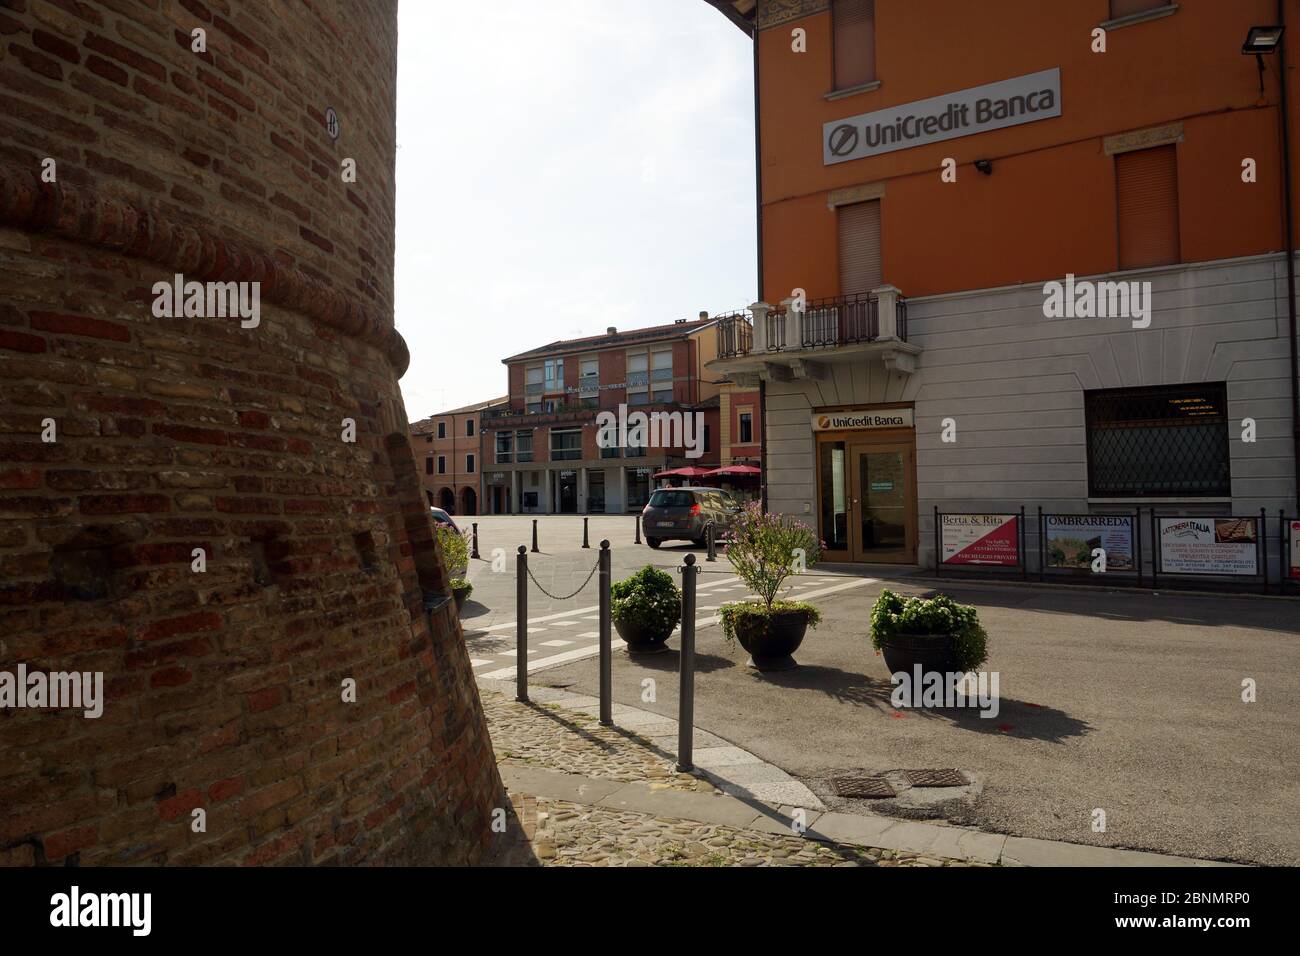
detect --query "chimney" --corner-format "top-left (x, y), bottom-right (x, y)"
top-left (699, 311), bottom-right (709, 320)
top-left (606, 326), bottom-right (617, 335)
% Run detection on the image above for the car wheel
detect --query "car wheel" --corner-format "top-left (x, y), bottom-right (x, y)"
top-left (646, 538), bottom-right (662, 549)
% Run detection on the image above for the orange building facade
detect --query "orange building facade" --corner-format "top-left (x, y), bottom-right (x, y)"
top-left (707, 0), bottom-right (1297, 573)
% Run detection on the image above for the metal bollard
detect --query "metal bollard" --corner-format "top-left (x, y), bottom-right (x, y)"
top-left (706, 521), bottom-right (716, 562)
top-left (582, 516), bottom-right (590, 549)
top-left (471, 522), bottom-right (480, 560)
top-left (516, 545), bottom-right (528, 702)
top-left (634, 514), bottom-right (642, 544)
top-left (598, 540), bottom-right (611, 726)
top-left (531, 519), bottom-right (539, 553)
top-left (676, 553), bottom-right (697, 772)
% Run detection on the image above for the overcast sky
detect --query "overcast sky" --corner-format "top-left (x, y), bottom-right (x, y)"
top-left (394, 0), bottom-right (756, 421)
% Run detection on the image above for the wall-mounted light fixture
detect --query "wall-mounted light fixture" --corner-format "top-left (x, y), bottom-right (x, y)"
top-left (1244, 25), bottom-right (1284, 94)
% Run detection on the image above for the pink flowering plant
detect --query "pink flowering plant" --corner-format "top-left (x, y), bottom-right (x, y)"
top-left (719, 504), bottom-right (822, 644)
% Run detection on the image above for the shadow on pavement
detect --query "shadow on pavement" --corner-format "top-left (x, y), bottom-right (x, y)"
top-left (751, 664), bottom-right (1091, 743)
top-left (624, 648), bottom-right (736, 675)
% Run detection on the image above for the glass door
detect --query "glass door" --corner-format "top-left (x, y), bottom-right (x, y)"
top-left (849, 442), bottom-right (915, 563)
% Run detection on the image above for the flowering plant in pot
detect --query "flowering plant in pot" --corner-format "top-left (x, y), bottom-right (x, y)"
top-left (717, 504), bottom-right (822, 671)
top-left (434, 523), bottom-right (472, 610)
top-left (869, 589), bottom-right (988, 677)
top-left (611, 565), bottom-right (681, 654)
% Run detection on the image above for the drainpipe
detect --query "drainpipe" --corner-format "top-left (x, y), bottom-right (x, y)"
top-left (1280, 0), bottom-right (1300, 512)
top-left (751, 19), bottom-right (769, 512)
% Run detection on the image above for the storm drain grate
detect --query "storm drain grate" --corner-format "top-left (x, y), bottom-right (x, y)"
top-left (831, 774), bottom-right (896, 799)
top-left (903, 768), bottom-right (968, 788)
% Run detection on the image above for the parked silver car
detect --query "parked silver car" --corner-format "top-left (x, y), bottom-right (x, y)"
top-left (641, 486), bottom-right (742, 548)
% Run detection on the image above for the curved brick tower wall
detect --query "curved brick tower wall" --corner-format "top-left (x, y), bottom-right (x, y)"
top-left (0, 0), bottom-right (504, 865)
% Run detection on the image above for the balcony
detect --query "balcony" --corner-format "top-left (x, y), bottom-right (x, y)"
top-left (710, 286), bottom-right (919, 384)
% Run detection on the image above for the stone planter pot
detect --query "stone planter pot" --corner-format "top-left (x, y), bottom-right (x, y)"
top-left (614, 617), bottom-right (674, 655)
top-left (451, 584), bottom-right (472, 612)
top-left (732, 607), bottom-right (811, 671)
top-left (878, 632), bottom-right (957, 678)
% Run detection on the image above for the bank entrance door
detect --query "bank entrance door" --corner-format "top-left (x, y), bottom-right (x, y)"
top-left (817, 432), bottom-right (916, 564)
top-left (848, 441), bottom-right (915, 563)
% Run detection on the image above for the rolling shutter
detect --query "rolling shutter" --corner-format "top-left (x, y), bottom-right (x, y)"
top-left (837, 199), bottom-right (882, 295)
top-left (1116, 145), bottom-right (1180, 270)
top-left (833, 0), bottom-right (876, 90)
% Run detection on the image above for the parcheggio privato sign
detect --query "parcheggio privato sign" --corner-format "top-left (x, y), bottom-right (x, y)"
top-left (823, 69), bottom-right (1061, 166)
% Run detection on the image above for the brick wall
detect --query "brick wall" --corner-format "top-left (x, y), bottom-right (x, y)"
top-left (0, 0), bottom-right (503, 866)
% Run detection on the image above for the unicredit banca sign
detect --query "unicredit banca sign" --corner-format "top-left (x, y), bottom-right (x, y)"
top-left (823, 68), bottom-right (1061, 165)
top-left (812, 409), bottom-right (914, 431)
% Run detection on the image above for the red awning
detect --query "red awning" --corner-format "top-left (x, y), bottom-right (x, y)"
top-left (704, 465), bottom-right (761, 477)
top-left (652, 466), bottom-right (716, 480)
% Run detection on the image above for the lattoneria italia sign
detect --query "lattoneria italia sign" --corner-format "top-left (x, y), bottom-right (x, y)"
top-left (823, 68), bottom-right (1061, 165)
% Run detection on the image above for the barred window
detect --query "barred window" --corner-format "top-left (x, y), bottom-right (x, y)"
top-left (1085, 383), bottom-right (1229, 497)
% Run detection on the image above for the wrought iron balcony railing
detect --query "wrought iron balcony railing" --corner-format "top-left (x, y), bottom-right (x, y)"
top-left (715, 311), bottom-right (753, 358)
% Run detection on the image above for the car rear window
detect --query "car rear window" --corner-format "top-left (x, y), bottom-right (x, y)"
top-left (649, 490), bottom-right (696, 508)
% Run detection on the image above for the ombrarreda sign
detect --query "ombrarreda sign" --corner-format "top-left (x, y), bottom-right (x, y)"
top-left (824, 69), bottom-right (1061, 165)
top-left (941, 514), bottom-right (1019, 567)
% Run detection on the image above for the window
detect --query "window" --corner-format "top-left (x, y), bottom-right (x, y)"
top-left (496, 432), bottom-right (513, 463)
top-left (832, 0), bottom-right (876, 91)
top-left (544, 358), bottom-right (564, 393)
top-left (626, 351), bottom-right (648, 396)
top-left (437, 421), bottom-right (446, 439)
top-left (516, 430), bottom-right (533, 463)
top-left (550, 429), bottom-right (581, 461)
top-left (703, 424), bottom-right (711, 454)
top-left (1085, 383), bottom-right (1230, 497)
top-left (580, 358), bottom-right (599, 398)
top-left (466, 453), bottom-right (475, 474)
top-left (525, 364), bottom-right (544, 398)
top-left (437, 456), bottom-right (447, 475)
top-left (425, 457), bottom-right (433, 475)
top-left (600, 444), bottom-right (621, 459)
top-left (1116, 145), bottom-right (1179, 270)
top-left (466, 418), bottom-right (474, 437)
top-left (651, 349), bottom-right (673, 384)
top-left (838, 199), bottom-right (882, 295)
top-left (739, 411), bottom-right (753, 444)
top-left (652, 388), bottom-right (673, 404)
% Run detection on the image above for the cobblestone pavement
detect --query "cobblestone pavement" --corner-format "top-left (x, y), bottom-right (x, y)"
top-left (482, 691), bottom-right (978, 867)
top-left (506, 794), bottom-right (975, 867)
top-left (482, 691), bottom-right (712, 793)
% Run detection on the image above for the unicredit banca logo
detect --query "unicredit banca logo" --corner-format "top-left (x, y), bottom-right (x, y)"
top-left (828, 124), bottom-right (858, 156)
top-left (818, 416), bottom-right (831, 429)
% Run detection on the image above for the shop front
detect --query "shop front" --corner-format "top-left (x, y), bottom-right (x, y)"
top-left (814, 405), bottom-right (917, 564)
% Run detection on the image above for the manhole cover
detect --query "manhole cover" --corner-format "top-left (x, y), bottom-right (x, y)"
top-left (903, 768), bottom-right (967, 788)
top-left (831, 775), bottom-right (895, 799)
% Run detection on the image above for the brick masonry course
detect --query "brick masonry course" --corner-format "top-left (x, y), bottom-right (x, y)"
top-left (0, 0), bottom-right (502, 866)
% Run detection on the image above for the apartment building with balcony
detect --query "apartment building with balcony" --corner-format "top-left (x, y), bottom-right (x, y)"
top-left (410, 396), bottom-right (507, 515)
top-left (483, 317), bottom-right (724, 514)
top-left (706, 0), bottom-right (1296, 571)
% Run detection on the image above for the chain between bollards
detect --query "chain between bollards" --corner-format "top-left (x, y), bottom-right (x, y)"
top-left (471, 522), bottom-right (480, 560)
top-left (598, 540), bottom-right (611, 726)
top-left (582, 516), bottom-right (590, 549)
top-left (676, 553), bottom-right (697, 773)
top-left (515, 545), bottom-right (528, 703)
top-left (531, 518), bottom-right (539, 553)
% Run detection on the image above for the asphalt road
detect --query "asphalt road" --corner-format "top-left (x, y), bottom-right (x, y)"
top-left (462, 517), bottom-right (1299, 866)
